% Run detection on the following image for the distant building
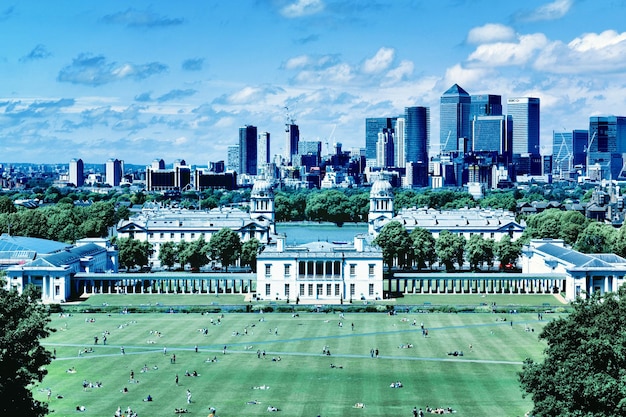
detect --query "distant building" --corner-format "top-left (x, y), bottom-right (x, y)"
top-left (240, 125), bottom-right (258, 175)
top-left (440, 84), bottom-right (471, 152)
top-left (105, 158), bottom-right (123, 187)
top-left (69, 158), bottom-right (84, 187)
top-left (285, 123), bottom-right (299, 165)
top-left (258, 131), bottom-right (270, 173)
top-left (588, 116), bottom-right (626, 180)
top-left (227, 145), bottom-right (240, 173)
top-left (146, 159), bottom-right (191, 192)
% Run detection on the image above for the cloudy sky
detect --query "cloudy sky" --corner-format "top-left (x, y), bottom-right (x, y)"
top-left (1, 0), bottom-right (626, 166)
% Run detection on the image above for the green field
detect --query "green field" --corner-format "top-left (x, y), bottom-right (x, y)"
top-left (34, 298), bottom-right (558, 417)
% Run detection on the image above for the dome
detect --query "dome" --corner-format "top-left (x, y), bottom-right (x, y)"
top-left (251, 178), bottom-right (274, 198)
top-left (370, 179), bottom-right (393, 198)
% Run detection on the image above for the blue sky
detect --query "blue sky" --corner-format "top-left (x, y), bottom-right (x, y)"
top-left (1, 0), bottom-right (626, 166)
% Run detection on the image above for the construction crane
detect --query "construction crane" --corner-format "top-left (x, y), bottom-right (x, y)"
top-left (326, 124), bottom-right (336, 156)
top-left (284, 106), bottom-right (296, 132)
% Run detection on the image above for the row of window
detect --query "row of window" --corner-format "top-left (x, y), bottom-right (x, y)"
top-left (264, 283), bottom-right (376, 297)
top-left (142, 231), bottom-right (259, 240)
top-left (264, 263), bottom-right (376, 277)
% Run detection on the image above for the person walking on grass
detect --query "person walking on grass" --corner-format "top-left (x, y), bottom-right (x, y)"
top-left (187, 389), bottom-right (192, 404)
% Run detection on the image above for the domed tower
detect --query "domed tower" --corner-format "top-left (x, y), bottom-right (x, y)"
top-left (250, 178), bottom-right (275, 233)
top-left (368, 178), bottom-right (394, 235)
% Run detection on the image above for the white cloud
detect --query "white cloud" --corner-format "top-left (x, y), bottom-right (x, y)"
top-left (534, 30), bottom-right (626, 73)
top-left (285, 55), bottom-right (310, 70)
top-left (467, 23), bottom-right (515, 44)
top-left (443, 64), bottom-right (495, 89)
top-left (467, 33), bottom-right (548, 66)
top-left (517, 0), bottom-right (573, 22)
top-left (362, 47), bottom-right (395, 74)
top-left (384, 60), bottom-right (414, 84)
top-left (280, 0), bottom-right (324, 18)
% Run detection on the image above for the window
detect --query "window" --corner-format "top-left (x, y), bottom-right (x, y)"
top-left (350, 264), bottom-right (356, 276)
top-left (181, 233), bottom-right (185, 239)
top-left (490, 232), bottom-right (494, 239)
top-left (149, 232), bottom-right (154, 238)
top-left (265, 264), bottom-right (271, 276)
top-left (368, 264), bottom-right (375, 276)
top-left (308, 284), bottom-right (313, 296)
top-left (317, 284), bottom-right (323, 296)
top-left (191, 233), bottom-right (195, 239)
top-left (160, 233), bottom-right (164, 239)
top-left (369, 284), bottom-right (374, 296)
top-left (284, 284), bottom-right (290, 299)
top-left (284, 264), bottom-right (291, 277)
top-left (265, 284), bottom-right (271, 296)
top-left (350, 284), bottom-right (355, 296)
top-left (335, 284), bottom-right (340, 296)
top-left (326, 284), bottom-right (331, 296)
top-left (55, 285), bottom-right (60, 297)
top-left (300, 284), bottom-right (305, 296)
top-left (170, 233), bottom-right (175, 238)
top-left (250, 230), bottom-right (255, 239)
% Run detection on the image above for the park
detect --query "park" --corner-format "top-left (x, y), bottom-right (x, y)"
top-left (32, 293), bottom-right (564, 417)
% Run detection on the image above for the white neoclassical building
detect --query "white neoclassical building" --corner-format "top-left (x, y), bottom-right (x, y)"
top-left (116, 179), bottom-right (276, 267)
top-left (367, 177), bottom-right (525, 241)
top-left (257, 235), bottom-right (383, 303)
top-left (522, 239), bottom-right (626, 301)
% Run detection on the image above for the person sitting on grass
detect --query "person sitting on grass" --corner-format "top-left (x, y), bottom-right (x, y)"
top-left (267, 405), bottom-right (278, 412)
top-left (76, 405), bottom-right (86, 412)
top-left (174, 408), bottom-right (188, 413)
top-left (143, 394), bottom-right (153, 402)
top-left (354, 402), bottom-right (365, 408)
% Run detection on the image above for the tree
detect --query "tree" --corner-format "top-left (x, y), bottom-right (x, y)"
top-left (495, 235), bottom-right (522, 268)
top-left (0, 278), bottom-right (52, 417)
top-left (178, 238), bottom-right (209, 271)
top-left (574, 222), bottom-right (617, 253)
top-left (305, 190), bottom-right (351, 224)
top-left (240, 238), bottom-right (261, 272)
top-left (207, 228), bottom-right (242, 272)
top-left (373, 221), bottom-right (413, 270)
top-left (116, 237), bottom-right (153, 270)
top-left (0, 195), bottom-right (16, 214)
top-left (435, 230), bottom-right (465, 271)
top-left (158, 241), bottom-right (178, 270)
top-left (409, 227), bottom-right (436, 270)
top-left (519, 287), bottom-right (626, 417)
top-left (465, 234), bottom-right (494, 271)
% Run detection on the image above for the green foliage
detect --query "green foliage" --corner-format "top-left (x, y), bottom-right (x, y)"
top-left (409, 227), bottom-right (436, 270)
top-left (495, 235), bottom-right (522, 267)
top-left (524, 208), bottom-right (589, 245)
top-left (519, 287), bottom-right (626, 417)
top-left (158, 241), bottom-right (178, 269)
top-left (0, 284), bottom-right (52, 417)
top-left (574, 222), bottom-right (617, 253)
top-left (0, 195), bottom-right (17, 214)
top-left (207, 228), bottom-right (242, 272)
top-left (465, 234), bottom-right (495, 270)
top-left (435, 230), bottom-right (466, 271)
top-left (240, 238), bottom-right (261, 272)
top-left (373, 221), bottom-right (413, 269)
top-left (305, 190), bottom-right (352, 224)
top-left (116, 237), bottom-right (153, 270)
top-left (178, 238), bottom-right (209, 270)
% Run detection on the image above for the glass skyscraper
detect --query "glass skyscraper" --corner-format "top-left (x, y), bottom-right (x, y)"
top-left (404, 106), bottom-right (430, 166)
top-left (239, 125), bottom-right (258, 175)
top-left (365, 118), bottom-right (396, 162)
top-left (588, 116), bottom-right (626, 180)
top-left (285, 124), bottom-right (299, 164)
top-left (507, 97), bottom-right (540, 156)
top-left (440, 84), bottom-right (470, 152)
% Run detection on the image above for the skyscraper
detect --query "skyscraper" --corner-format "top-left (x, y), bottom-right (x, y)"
top-left (239, 125), bottom-right (258, 175)
top-left (507, 97), bottom-right (540, 155)
top-left (258, 131), bottom-right (270, 174)
top-left (404, 106), bottom-right (429, 163)
top-left (376, 128), bottom-right (394, 168)
top-left (285, 123), bottom-right (299, 164)
top-left (440, 84), bottom-right (471, 152)
top-left (470, 94), bottom-right (502, 119)
top-left (227, 145), bottom-right (240, 172)
top-left (365, 118), bottom-right (396, 164)
top-left (105, 158), bottom-right (123, 187)
top-left (394, 118), bottom-right (405, 168)
top-left (472, 115), bottom-right (510, 155)
top-left (69, 158), bottom-right (84, 187)
top-left (588, 116), bottom-right (626, 180)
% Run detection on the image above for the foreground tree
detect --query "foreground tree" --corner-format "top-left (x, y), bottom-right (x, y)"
top-left (178, 238), bottom-right (209, 271)
top-left (116, 237), bottom-right (153, 270)
top-left (495, 235), bottom-right (522, 268)
top-left (519, 287), bottom-right (626, 416)
top-left (158, 241), bottom-right (178, 270)
top-left (207, 228), bottom-right (242, 272)
top-left (409, 227), bottom-right (436, 270)
top-left (435, 230), bottom-right (466, 271)
top-left (240, 238), bottom-right (261, 272)
top-left (0, 277), bottom-right (52, 417)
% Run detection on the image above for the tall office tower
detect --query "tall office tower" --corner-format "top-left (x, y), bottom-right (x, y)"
top-left (404, 106), bottom-right (430, 163)
top-left (507, 97), bottom-right (540, 155)
top-left (69, 158), bottom-right (84, 187)
top-left (285, 123), bottom-right (299, 164)
top-left (552, 131), bottom-right (574, 177)
top-left (258, 131), bottom-right (270, 174)
top-left (151, 158), bottom-right (165, 170)
top-left (440, 84), bottom-right (471, 152)
top-left (376, 128), bottom-right (395, 168)
top-left (572, 129), bottom-right (589, 168)
top-left (394, 118), bottom-right (406, 168)
top-left (227, 145), bottom-right (240, 172)
top-left (472, 115), bottom-right (510, 155)
top-left (365, 118), bottom-right (396, 163)
top-left (470, 94), bottom-right (502, 118)
top-left (105, 158), bottom-right (123, 187)
top-left (239, 125), bottom-right (258, 175)
top-left (588, 116), bottom-right (626, 180)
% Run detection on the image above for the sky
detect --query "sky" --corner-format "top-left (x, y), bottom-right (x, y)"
top-left (1, 0), bottom-right (626, 166)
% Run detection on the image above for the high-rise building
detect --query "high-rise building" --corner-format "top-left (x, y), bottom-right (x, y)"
top-left (394, 118), bottom-right (406, 168)
top-left (285, 123), bottom-right (299, 164)
top-left (239, 125), bottom-right (258, 175)
top-left (588, 116), bottom-right (626, 180)
top-left (69, 158), bottom-right (84, 187)
top-left (376, 128), bottom-right (394, 168)
top-left (507, 97), bottom-right (540, 155)
top-left (472, 115), bottom-right (510, 156)
top-left (258, 131), bottom-right (270, 174)
top-left (404, 106), bottom-right (429, 163)
top-left (105, 158), bottom-right (123, 187)
top-left (470, 94), bottom-right (502, 118)
top-left (440, 84), bottom-right (471, 152)
top-left (227, 145), bottom-right (240, 172)
top-left (552, 131), bottom-right (574, 178)
top-left (365, 118), bottom-right (396, 163)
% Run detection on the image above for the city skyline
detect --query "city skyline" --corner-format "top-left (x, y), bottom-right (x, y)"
top-left (1, 0), bottom-right (626, 165)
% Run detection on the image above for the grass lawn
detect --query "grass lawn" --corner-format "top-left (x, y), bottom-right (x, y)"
top-left (35, 307), bottom-right (555, 417)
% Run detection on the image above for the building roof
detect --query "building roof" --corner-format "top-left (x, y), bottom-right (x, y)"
top-left (259, 238), bottom-right (381, 260)
top-left (0, 233), bottom-right (70, 254)
top-left (533, 242), bottom-right (626, 271)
